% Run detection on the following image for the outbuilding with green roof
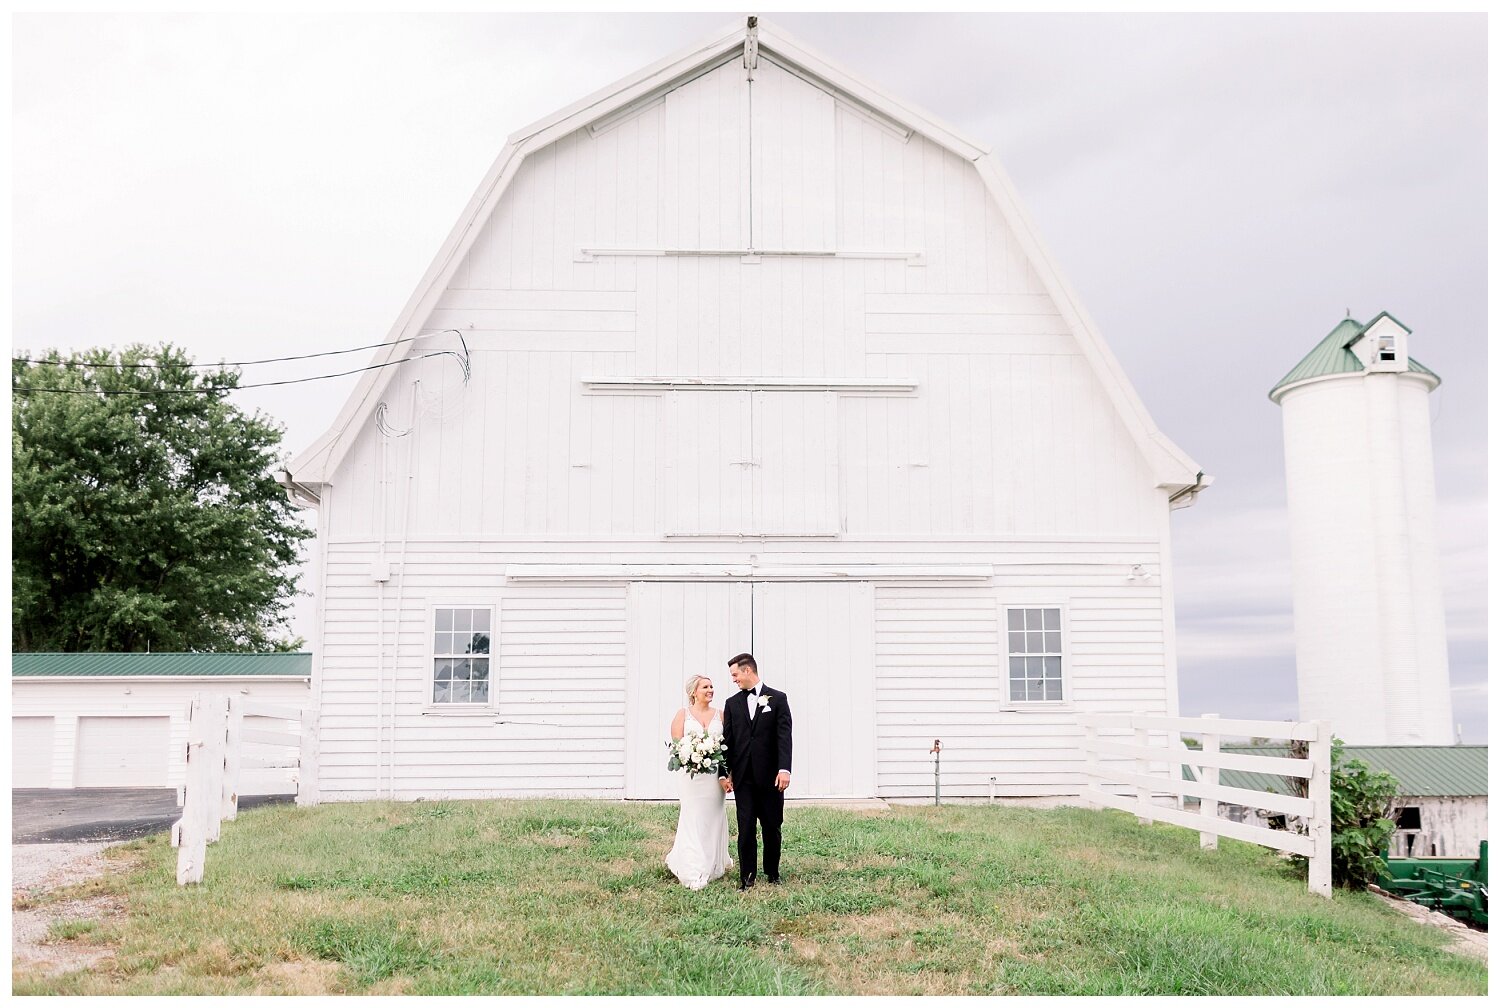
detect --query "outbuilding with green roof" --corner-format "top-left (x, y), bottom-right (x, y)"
top-left (1200, 744), bottom-right (1487, 859)
top-left (12, 652), bottom-right (310, 791)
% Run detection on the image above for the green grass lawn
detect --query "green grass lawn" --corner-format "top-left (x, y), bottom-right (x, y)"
top-left (13, 800), bottom-right (1487, 995)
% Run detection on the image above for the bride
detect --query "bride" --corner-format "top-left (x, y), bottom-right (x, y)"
top-left (664, 674), bottom-right (732, 889)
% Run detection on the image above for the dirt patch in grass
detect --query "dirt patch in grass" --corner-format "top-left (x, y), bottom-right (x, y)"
top-left (13, 894), bottom-right (122, 978)
top-left (253, 958), bottom-right (345, 995)
top-left (779, 907), bottom-right (993, 995)
top-left (181, 937), bottom-right (261, 978)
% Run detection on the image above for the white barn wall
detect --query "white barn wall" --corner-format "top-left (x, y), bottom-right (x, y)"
top-left (314, 539), bottom-right (1165, 801)
top-left (326, 55), bottom-right (1160, 544)
top-left (300, 31), bottom-right (1197, 802)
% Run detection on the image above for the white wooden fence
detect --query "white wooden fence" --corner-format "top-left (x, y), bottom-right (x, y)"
top-left (172, 693), bottom-right (314, 885)
top-left (1079, 713), bottom-right (1334, 897)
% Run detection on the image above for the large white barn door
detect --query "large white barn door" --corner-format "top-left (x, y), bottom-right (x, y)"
top-left (664, 392), bottom-right (752, 535)
top-left (625, 582), bottom-right (753, 798)
top-left (751, 582), bottom-right (876, 798)
top-left (751, 392), bottom-right (839, 535)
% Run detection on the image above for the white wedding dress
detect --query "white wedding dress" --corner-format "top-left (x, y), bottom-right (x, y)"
top-left (664, 708), bottom-right (732, 890)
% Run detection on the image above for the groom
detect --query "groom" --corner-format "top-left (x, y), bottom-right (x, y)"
top-left (719, 652), bottom-right (792, 889)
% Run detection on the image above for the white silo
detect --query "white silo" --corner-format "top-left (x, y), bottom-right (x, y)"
top-left (1270, 312), bottom-right (1452, 745)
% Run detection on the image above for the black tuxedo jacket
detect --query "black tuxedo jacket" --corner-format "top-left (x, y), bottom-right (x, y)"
top-left (720, 685), bottom-right (792, 788)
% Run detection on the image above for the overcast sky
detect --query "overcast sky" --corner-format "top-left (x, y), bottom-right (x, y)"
top-left (12, 13), bottom-right (1488, 741)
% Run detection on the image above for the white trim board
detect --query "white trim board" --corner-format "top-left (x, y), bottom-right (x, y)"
top-left (582, 376), bottom-right (917, 394)
top-left (503, 564), bottom-right (994, 582)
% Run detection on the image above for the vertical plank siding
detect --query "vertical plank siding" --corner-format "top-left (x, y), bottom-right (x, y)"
top-left (313, 59), bottom-right (1184, 800)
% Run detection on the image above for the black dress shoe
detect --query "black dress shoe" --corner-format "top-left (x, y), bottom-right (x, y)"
top-left (766, 875), bottom-right (781, 885)
top-left (739, 875), bottom-right (755, 890)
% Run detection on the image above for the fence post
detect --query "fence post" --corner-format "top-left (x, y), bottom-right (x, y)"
top-left (176, 694), bottom-right (209, 885)
top-left (1199, 713), bottom-right (1219, 850)
top-left (1308, 719), bottom-right (1333, 897)
top-left (202, 696), bottom-right (228, 844)
top-left (1134, 721), bottom-right (1154, 825)
top-left (1080, 718), bottom-right (1098, 808)
top-left (222, 695), bottom-right (242, 822)
top-left (298, 706), bottom-right (320, 806)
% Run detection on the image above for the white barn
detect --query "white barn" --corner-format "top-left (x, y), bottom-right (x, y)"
top-left (282, 20), bottom-right (1209, 804)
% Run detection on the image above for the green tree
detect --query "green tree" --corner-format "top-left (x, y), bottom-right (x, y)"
top-left (12, 344), bottom-right (312, 652)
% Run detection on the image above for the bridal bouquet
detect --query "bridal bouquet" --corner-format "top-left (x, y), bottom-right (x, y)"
top-left (666, 733), bottom-right (728, 777)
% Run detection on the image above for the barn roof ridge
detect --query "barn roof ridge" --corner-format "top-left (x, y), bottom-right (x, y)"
top-left (287, 18), bottom-right (1205, 494)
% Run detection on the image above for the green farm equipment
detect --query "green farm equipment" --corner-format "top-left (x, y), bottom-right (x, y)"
top-left (1382, 840), bottom-right (1488, 928)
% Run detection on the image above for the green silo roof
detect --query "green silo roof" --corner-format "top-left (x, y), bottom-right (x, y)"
top-left (1190, 744), bottom-right (1488, 798)
top-left (11, 652), bottom-right (311, 678)
top-left (1269, 314), bottom-right (1440, 400)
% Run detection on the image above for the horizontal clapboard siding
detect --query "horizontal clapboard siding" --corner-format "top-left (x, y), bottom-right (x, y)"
top-left (873, 578), bottom-right (1168, 799)
top-left (317, 570), bottom-right (627, 800)
top-left (315, 540), bottom-right (1167, 800)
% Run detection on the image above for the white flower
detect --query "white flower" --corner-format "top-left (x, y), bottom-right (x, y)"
top-left (757, 695), bottom-right (771, 710)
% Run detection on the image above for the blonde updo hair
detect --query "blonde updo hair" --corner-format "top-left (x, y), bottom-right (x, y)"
top-left (684, 674), bottom-right (712, 704)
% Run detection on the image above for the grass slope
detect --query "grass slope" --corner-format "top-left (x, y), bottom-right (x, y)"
top-left (12, 800), bottom-right (1486, 995)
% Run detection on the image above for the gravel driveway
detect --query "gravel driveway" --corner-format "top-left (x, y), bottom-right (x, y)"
top-left (12, 841), bottom-right (125, 978)
top-left (11, 788), bottom-right (292, 982)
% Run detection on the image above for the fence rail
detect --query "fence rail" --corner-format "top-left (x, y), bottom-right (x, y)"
top-left (1079, 712), bottom-right (1333, 897)
top-left (172, 693), bottom-right (313, 885)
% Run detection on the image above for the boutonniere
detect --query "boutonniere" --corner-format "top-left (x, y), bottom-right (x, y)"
top-left (756, 695), bottom-right (772, 711)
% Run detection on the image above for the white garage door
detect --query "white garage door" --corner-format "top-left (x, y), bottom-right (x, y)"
top-left (75, 716), bottom-right (172, 787)
top-left (12, 717), bottom-right (56, 787)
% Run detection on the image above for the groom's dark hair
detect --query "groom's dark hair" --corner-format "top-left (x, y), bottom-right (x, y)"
top-left (728, 652), bottom-right (757, 672)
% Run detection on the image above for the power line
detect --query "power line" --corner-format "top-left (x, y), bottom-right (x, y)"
top-left (13, 349), bottom-right (469, 396)
top-left (11, 331), bottom-right (453, 369)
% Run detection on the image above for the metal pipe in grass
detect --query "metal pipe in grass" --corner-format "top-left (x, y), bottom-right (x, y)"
top-left (931, 739), bottom-right (942, 805)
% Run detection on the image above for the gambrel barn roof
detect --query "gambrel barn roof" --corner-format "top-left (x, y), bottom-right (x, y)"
top-left (287, 19), bottom-right (1206, 500)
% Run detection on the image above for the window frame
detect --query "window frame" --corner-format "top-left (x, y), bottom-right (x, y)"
top-left (1376, 331), bottom-right (1398, 363)
top-left (998, 601), bottom-right (1071, 710)
top-left (423, 601), bottom-right (497, 713)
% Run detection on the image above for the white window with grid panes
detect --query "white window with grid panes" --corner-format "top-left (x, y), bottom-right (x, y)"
top-left (432, 606), bottom-right (492, 704)
top-left (1005, 607), bottom-right (1064, 702)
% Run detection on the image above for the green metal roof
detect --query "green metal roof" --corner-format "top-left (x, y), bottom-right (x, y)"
top-left (11, 652), bottom-right (311, 678)
top-left (1269, 314), bottom-right (1440, 400)
top-left (1196, 745), bottom-right (1488, 798)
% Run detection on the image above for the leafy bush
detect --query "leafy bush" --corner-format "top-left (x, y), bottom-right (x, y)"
top-left (1291, 738), bottom-right (1400, 889)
